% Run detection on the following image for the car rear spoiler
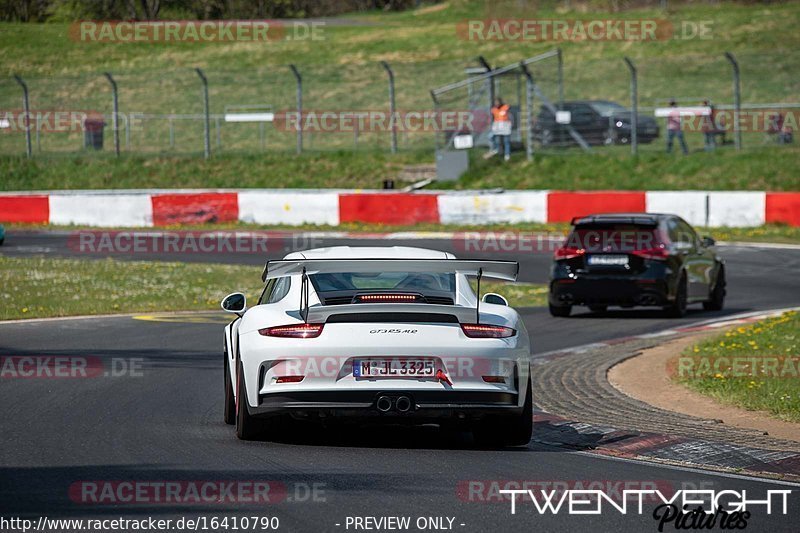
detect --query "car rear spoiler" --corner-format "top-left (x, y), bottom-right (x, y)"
top-left (262, 258), bottom-right (519, 324)
top-left (261, 259), bottom-right (519, 282)
top-left (570, 215), bottom-right (659, 226)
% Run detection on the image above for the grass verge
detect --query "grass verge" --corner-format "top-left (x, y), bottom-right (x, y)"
top-left (0, 255), bottom-right (546, 320)
top-left (2, 146), bottom-right (799, 192)
top-left (673, 311), bottom-right (800, 423)
top-left (469, 280), bottom-right (548, 309)
top-left (0, 256), bottom-right (263, 320)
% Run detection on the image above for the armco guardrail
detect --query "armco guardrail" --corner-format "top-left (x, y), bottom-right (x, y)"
top-left (0, 190), bottom-right (797, 228)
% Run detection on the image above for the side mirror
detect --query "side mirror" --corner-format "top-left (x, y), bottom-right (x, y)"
top-left (221, 292), bottom-right (247, 314)
top-left (482, 293), bottom-right (509, 306)
top-left (702, 236), bottom-right (716, 247)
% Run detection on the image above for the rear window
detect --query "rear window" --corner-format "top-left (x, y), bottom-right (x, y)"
top-left (564, 224), bottom-right (664, 253)
top-left (310, 272), bottom-right (455, 295)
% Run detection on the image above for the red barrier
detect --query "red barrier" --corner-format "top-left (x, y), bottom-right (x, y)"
top-left (339, 193), bottom-right (440, 225)
top-left (0, 195), bottom-right (49, 223)
top-left (151, 193), bottom-right (238, 226)
top-left (547, 191), bottom-right (646, 223)
top-left (765, 193), bottom-right (800, 227)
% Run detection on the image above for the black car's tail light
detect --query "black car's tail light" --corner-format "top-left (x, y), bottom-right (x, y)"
top-left (259, 323), bottom-right (324, 338)
top-left (554, 246), bottom-right (585, 260)
top-left (461, 324), bottom-right (516, 338)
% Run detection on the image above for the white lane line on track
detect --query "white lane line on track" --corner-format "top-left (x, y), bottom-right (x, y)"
top-left (571, 450), bottom-right (800, 487)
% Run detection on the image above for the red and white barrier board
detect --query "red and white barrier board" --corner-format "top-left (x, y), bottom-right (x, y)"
top-left (0, 189), bottom-right (797, 228)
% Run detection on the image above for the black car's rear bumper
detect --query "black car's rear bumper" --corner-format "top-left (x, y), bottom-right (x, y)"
top-left (251, 390), bottom-right (521, 421)
top-left (549, 277), bottom-right (671, 307)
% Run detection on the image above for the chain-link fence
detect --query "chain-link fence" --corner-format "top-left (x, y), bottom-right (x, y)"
top-left (1, 50), bottom-right (796, 158)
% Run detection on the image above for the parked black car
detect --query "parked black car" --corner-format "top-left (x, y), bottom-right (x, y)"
top-left (533, 100), bottom-right (659, 147)
top-left (549, 213), bottom-right (726, 317)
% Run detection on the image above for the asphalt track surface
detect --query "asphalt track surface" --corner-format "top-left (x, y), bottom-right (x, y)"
top-left (2, 230), bottom-right (800, 532)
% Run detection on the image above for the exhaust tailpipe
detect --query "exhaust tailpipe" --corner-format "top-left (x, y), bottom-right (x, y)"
top-left (376, 396), bottom-right (393, 413)
top-left (395, 396), bottom-right (412, 413)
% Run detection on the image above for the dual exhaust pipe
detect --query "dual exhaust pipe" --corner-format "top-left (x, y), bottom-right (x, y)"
top-left (376, 395), bottom-right (413, 413)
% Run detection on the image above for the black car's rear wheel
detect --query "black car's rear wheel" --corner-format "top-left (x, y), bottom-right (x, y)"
top-left (665, 273), bottom-right (688, 318)
top-left (224, 349), bottom-right (235, 425)
top-left (703, 267), bottom-right (726, 311)
top-left (549, 302), bottom-right (572, 317)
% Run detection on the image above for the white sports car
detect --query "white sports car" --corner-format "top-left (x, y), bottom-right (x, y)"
top-left (221, 246), bottom-right (532, 446)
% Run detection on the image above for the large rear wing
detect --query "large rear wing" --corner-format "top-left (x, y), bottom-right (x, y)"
top-left (261, 258), bottom-right (519, 282)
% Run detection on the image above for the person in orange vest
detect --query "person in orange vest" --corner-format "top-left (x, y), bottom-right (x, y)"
top-left (488, 97), bottom-right (512, 161)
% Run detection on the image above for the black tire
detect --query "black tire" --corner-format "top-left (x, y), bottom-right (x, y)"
top-left (236, 362), bottom-right (262, 440)
top-left (223, 349), bottom-right (235, 425)
top-left (549, 302), bottom-right (572, 317)
top-left (588, 305), bottom-right (607, 314)
top-left (703, 267), bottom-right (726, 311)
top-left (665, 273), bottom-right (688, 318)
top-left (474, 378), bottom-right (533, 447)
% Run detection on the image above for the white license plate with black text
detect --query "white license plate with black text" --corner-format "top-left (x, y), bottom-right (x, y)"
top-left (587, 255), bottom-right (629, 266)
top-left (353, 358), bottom-right (435, 378)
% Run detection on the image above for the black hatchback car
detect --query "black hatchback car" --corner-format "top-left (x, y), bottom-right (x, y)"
top-left (533, 100), bottom-right (659, 147)
top-left (549, 213), bottom-right (726, 317)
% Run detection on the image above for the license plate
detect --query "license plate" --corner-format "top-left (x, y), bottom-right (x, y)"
top-left (353, 358), bottom-right (435, 378)
top-left (587, 254), bottom-right (629, 266)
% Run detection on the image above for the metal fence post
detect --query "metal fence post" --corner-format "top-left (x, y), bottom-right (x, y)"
top-left (195, 68), bottom-right (210, 158)
top-left (623, 57), bottom-right (638, 156)
top-left (519, 63), bottom-right (534, 161)
top-left (430, 90), bottom-right (440, 151)
top-left (380, 61), bottom-right (397, 154)
top-left (289, 65), bottom-right (303, 154)
top-left (103, 72), bottom-right (120, 156)
top-left (478, 56), bottom-right (494, 105)
top-left (724, 52), bottom-right (742, 151)
top-left (13, 75), bottom-right (32, 158)
top-left (557, 48), bottom-right (564, 110)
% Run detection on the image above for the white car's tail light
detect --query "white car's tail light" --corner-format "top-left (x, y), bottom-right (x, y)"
top-left (482, 375), bottom-right (507, 383)
top-left (461, 324), bottom-right (515, 338)
top-left (259, 323), bottom-right (324, 338)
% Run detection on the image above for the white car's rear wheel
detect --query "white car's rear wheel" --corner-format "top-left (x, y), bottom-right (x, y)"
top-left (236, 362), bottom-right (262, 440)
top-left (474, 378), bottom-right (533, 447)
top-left (223, 350), bottom-right (235, 425)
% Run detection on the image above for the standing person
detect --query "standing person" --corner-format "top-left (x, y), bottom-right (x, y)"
top-left (701, 100), bottom-right (716, 152)
top-left (666, 100), bottom-right (689, 155)
top-left (488, 97), bottom-right (512, 161)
